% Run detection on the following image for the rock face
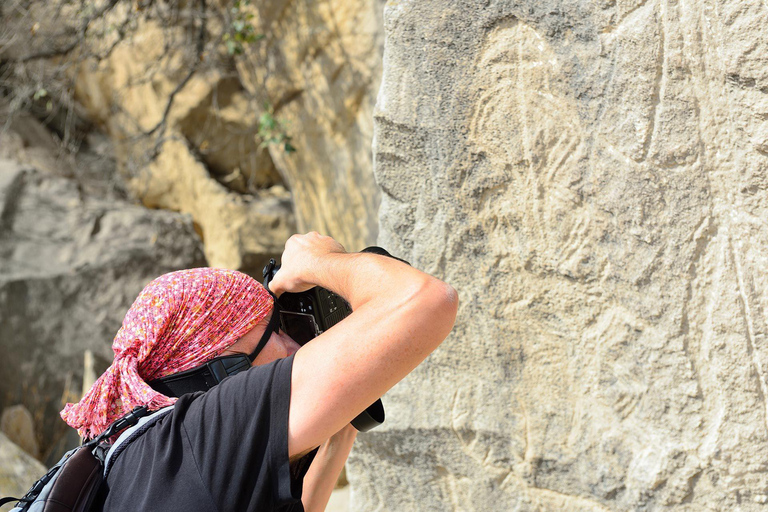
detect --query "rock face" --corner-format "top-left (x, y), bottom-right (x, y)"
top-left (73, 21), bottom-right (297, 272)
top-left (352, 1), bottom-right (768, 511)
top-left (73, 0), bottom-right (385, 260)
top-left (0, 432), bottom-right (46, 508)
top-left (236, 0), bottom-right (385, 250)
top-left (0, 159), bottom-right (206, 462)
top-left (0, 405), bottom-right (39, 461)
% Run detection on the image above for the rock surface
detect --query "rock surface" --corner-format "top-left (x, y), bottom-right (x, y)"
top-left (0, 405), bottom-right (39, 461)
top-left (352, 0), bottom-right (768, 510)
top-left (236, 0), bottom-right (385, 250)
top-left (72, 0), bottom-right (385, 258)
top-left (0, 432), bottom-right (46, 510)
top-left (0, 158), bottom-right (206, 462)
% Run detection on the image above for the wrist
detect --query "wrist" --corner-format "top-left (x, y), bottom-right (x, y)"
top-left (308, 251), bottom-right (352, 292)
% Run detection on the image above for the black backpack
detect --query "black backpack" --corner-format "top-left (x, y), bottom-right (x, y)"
top-left (0, 405), bottom-right (171, 512)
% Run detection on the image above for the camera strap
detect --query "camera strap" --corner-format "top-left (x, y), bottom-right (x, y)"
top-left (247, 300), bottom-right (281, 362)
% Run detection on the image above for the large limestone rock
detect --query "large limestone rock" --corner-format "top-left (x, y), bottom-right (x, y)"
top-left (73, 16), bottom-right (296, 272)
top-left (0, 159), bottom-right (206, 463)
top-left (0, 433), bottom-right (46, 510)
top-left (0, 405), bottom-right (39, 461)
top-left (351, 1), bottom-right (768, 511)
top-left (236, 0), bottom-right (385, 250)
top-left (73, 0), bottom-right (385, 257)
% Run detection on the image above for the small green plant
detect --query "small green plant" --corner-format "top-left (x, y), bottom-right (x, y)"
top-left (223, 0), bottom-right (264, 55)
top-left (258, 106), bottom-right (296, 154)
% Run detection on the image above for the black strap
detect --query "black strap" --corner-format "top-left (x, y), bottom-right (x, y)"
top-left (248, 301), bottom-right (280, 362)
top-left (83, 406), bottom-right (150, 447)
top-left (0, 496), bottom-right (27, 507)
top-left (147, 354), bottom-right (247, 396)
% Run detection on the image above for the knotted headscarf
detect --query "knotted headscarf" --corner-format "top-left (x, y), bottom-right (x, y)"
top-left (61, 267), bottom-right (273, 439)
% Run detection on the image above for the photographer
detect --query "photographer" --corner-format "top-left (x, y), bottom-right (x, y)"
top-left (61, 232), bottom-right (458, 512)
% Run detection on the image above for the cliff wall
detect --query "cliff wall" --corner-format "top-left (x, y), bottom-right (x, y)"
top-left (351, 1), bottom-right (768, 510)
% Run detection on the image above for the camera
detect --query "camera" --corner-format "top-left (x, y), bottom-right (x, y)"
top-left (262, 246), bottom-right (408, 431)
top-left (262, 261), bottom-right (352, 345)
top-left (262, 246), bottom-right (407, 345)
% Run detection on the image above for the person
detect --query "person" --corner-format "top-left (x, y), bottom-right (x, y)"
top-left (60, 232), bottom-right (458, 511)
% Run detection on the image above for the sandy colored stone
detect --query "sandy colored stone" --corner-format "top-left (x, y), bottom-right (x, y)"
top-left (351, 1), bottom-right (768, 511)
top-left (236, 0), bottom-right (385, 250)
top-left (0, 432), bottom-right (46, 510)
top-left (135, 138), bottom-right (294, 271)
top-left (0, 405), bottom-right (39, 461)
top-left (72, 0), bottom-right (385, 259)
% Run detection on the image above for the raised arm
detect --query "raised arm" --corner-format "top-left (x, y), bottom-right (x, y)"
top-left (269, 232), bottom-right (458, 457)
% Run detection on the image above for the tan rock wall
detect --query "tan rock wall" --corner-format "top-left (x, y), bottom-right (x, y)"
top-left (73, 0), bottom-right (384, 267)
top-left (236, 0), bottom-right (384, 250)
top-left (351, 1), bottom-right (768, 510)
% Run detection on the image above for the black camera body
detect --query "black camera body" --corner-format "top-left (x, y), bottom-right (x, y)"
top-left (262, 246), bottom-right (408, 431)
top-left (262, 246), bottom-right (406, 345)
top-left (262, 267), bottom-right (353, 345)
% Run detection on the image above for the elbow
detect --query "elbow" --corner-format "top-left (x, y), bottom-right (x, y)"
top-left (440, 281), bottom-right (459, 335)
top-left (438, 281), bottom-right (459, 326)
top-left (406, 276), bottom-right (459, 346)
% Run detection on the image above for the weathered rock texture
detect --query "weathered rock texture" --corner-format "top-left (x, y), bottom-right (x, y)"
top-left (72, 0), bottom-right (385, 259)
top-left (0, 405), bottom-right (39, 460)
top-left (0, 158), bottom-right (205, 462)
top-left (351, 1), bottom-right (768, 510)
top-left (73, 16), bottom-right (296, 271)
top-left (236, 0), bottom-right (385, 250)
top-left (0, 432), bottom-right (46, 511)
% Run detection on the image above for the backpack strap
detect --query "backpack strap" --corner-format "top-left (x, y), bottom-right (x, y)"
top-left (103, 406), bottom-right (174, 478)
top-left (0, 406), bottom-right (172, 512)
top-left (0, 496), bottom-right (25, 507)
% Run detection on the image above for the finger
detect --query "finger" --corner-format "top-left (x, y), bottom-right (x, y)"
top-left (268, 270), bottom-right (286, 297)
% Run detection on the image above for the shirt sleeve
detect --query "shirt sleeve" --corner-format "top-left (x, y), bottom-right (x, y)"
top-left (175, 354), bottom-right (300, 511)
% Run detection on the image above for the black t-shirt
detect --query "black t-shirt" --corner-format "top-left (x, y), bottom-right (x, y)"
top-left (95, 355), bottom-right (312, 512)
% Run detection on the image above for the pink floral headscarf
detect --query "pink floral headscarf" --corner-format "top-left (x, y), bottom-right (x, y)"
top-left (61, 267), bottom-right (273, 439)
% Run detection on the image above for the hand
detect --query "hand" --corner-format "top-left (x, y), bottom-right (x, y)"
top-left (269, 232), bottom-right (346, 296)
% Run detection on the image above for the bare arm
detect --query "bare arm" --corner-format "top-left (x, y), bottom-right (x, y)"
top-left (300, 424), bottom-right (357, 512)
top-left (269, 233), bottom-right (458, 457)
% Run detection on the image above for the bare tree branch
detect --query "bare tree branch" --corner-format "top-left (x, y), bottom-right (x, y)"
top-left (14, 0), bottom-right (121, 62)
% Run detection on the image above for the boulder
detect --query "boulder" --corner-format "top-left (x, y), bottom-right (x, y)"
top-left (0, 405), bottom-right (39, 461)
top-left (0, 159), bottom-right (206, 463)
top-left (0, 432), bottom-right (46, 509)
top-left (351, 1), bottom-right (768, 511)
